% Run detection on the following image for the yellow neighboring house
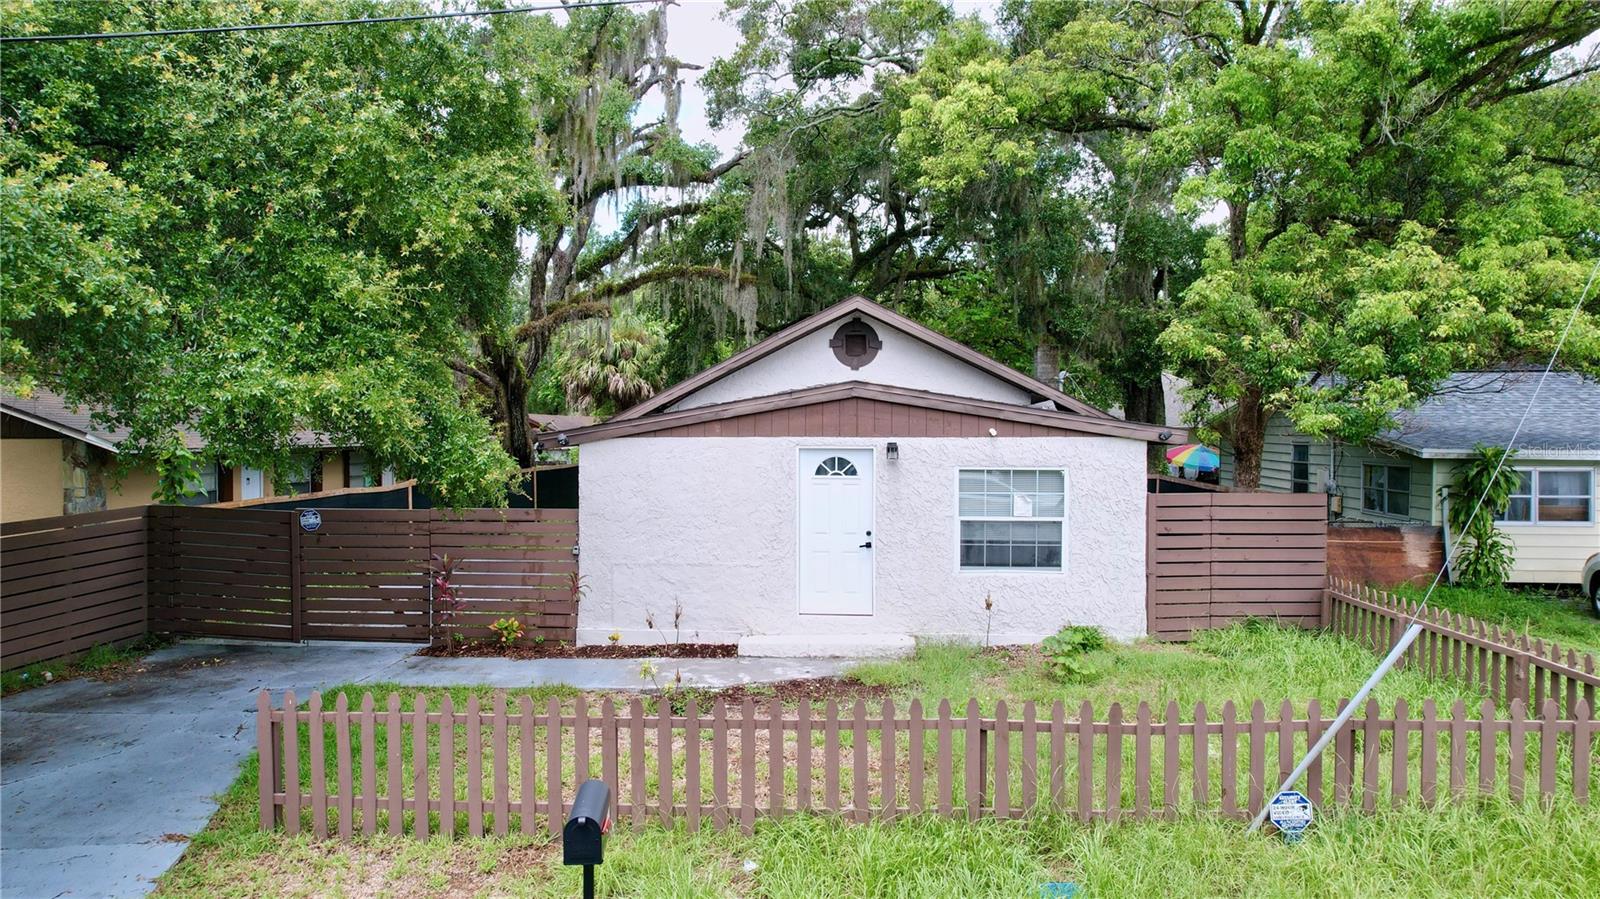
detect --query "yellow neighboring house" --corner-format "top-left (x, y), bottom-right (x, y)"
top-left (0, 388), bottom-right (393, 524)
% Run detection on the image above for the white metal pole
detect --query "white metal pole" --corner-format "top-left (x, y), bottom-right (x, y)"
top-left (1247, 620), bottom-right (1424, 833)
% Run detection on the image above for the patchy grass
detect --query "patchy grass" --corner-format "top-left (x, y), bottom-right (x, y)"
top-left (1389, 583), bottom-right (1600, 654)
top-left (159, 624), bottom-right (1590, 897)
top-left (851, 621), bottom-right (1485, 717)
top-left (1, 635), bottom-right (174, 696)
top-left (160, 783), bottom-right (1600, 898)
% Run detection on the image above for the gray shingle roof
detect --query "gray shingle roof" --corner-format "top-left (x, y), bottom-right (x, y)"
top-left (1376, 371), bottom-right (1600, 460)
top-left (1, 387), bottom-right (338, 453)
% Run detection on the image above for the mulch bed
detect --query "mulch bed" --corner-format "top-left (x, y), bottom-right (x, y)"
top-left (415, 641), bottom-right (739, 660)
top-left (705, 676), bottom-right (891, 705)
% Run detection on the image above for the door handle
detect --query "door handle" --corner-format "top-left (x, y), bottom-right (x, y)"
top-left (859, 530), bottom-right (873, 549)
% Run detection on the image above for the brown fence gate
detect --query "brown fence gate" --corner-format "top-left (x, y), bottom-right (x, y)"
top-left (3, 506), bottom-right (579, 668)
top-left (1147, 491), bottom-right (1328, 640)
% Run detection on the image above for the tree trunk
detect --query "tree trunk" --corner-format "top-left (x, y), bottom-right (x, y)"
top-left (1230, 387), bottom-right (1269, 489)
top-left (1121, 379), bottom-right (1166, 426)
top-left (483, 341), bottom-right (536, 469)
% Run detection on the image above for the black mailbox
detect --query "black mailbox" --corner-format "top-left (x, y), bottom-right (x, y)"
top-left (564, 779), bottom-right (611, 867)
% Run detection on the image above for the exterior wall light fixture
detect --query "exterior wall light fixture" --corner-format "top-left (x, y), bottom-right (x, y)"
top-left (886, 442), bottom-right (899, 461)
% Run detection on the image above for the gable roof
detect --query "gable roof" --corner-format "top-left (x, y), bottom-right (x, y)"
top-left (554, 381), bottom-right (1182, 446)
top-left (1373, 370), bottom-right (1600, 460)
top-left (611, 295), bottom-right (1113, 422)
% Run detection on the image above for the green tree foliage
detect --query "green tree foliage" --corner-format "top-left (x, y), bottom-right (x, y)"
top-left (2, 0), bottom-right (556, 504)
top-left (1151, 1), bottom-right (1600, 486)
top-left (1448, 445), bottom-right (1523, 588)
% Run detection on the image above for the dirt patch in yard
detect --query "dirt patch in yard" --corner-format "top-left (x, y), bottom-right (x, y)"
top-left (689, 676), bottom-right (892, 706)
top-left (417, 642), bottom-right (738, 660)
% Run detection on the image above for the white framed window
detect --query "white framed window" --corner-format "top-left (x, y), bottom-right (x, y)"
top-left (1362, 463), bottom-right (1410, 517)
top-left (1495, 467), bottom-right (1594, 525)
top-left (957, 469), bottom-right (1065, 571)
top-left (814, 456), bottom-right (859, 477)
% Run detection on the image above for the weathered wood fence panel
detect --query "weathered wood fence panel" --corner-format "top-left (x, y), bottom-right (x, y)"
top-left (0, 508), bottom-right (150, 668)
top-left (1328, 579), bottom-right (1599, 719)
top-left (149, 506), bottom-right (297, 641)
top-left (257, 690), bottom-right (1596, 840)
top-left (1147, 492), bottom-right (1328, 640)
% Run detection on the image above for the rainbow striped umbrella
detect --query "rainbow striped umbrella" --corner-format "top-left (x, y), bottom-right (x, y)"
top-left (1165, 443), bottom-right (1219, 472)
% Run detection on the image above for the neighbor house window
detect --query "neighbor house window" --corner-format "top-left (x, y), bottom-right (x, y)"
top-left (287, 453), bottom-right (321, 495)
top-left (958, 469), bottom-right (1065, 571)
top-left (1362, 463), bottom-right (1410, 517)
top-left (346, 450), bottom-right (373, 488)
top-left (180, 462), bottom-right (221, 506)
top-left (1291, 443), bottom-right (1311, 494)
top-left (1496, 468), bottom-right (1594, 524)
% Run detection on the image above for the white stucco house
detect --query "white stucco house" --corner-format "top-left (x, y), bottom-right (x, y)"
top-left (558, 296), bottom-right (1182, 655)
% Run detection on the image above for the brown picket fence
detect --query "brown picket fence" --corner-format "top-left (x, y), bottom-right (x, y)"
top-left (257, 689), bottom-right (1595, 840)
top-left (1327, 579), bottom-right (1599, 719)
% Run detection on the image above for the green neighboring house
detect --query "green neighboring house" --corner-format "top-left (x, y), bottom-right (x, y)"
top-left (1218, 371), bottom-right (1600, 586)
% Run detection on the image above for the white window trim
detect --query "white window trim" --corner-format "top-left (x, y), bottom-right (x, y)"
top-left (1495, 466), bottom-right (1596, 528)
top-left (1361, 462), bottom-right (1414, 518)
top-left (953, 467), bottom-right (1069, 575)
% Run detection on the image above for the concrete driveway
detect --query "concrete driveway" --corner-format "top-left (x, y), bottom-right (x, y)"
top-left (0, 640), bottom-right (852, 898)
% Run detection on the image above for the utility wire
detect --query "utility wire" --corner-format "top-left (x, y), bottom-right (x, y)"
top-left (0, 0), bottom-right (659, 44)
top-left (1247, 254), bottom-right (1600, 833)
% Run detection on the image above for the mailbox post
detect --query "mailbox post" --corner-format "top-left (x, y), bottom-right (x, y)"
top-left (564, 779), bottom-right (611, 899)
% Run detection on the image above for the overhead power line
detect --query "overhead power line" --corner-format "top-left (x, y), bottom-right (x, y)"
top-left (0, 0), bottom-right (660, 45)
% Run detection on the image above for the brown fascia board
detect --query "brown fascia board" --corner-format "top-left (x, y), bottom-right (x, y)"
top-left (609, 295), bottom-right (1113, 422)
top-left (556, 381), bottom-right (1185, 446)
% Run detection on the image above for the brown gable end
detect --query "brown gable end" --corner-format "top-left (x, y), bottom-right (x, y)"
top-left (553, 382), bottom-right (1184, 446)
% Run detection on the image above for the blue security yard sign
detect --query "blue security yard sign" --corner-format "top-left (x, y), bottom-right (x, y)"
top-left (299, 508), bottom-right (322, 533)
top-left (1267, 790), bottom-right (1314, 843)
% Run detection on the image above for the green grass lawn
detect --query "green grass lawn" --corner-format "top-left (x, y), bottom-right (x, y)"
top-left (157, 623), bottom-right (1594, 897)
top-left (1390, 583), bottom-right (1600, 655)
top-left (849, 620), bottom-right (1486, 718)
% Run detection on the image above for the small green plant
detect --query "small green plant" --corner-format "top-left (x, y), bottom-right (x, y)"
top-left (1448, 445), bottom-right (1521, 588)
top-left (489, 617), bottom-right (525, 647)
top-left (1041, 624), bottom-right (1107, 682)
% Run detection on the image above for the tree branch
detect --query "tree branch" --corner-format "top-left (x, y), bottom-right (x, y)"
top-left (566, 264), bottom-right (755, 309)
top-left (575, 200), bottom-right (708, 282)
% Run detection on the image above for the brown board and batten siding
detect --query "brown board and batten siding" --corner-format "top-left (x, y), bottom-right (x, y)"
top-left (652, 396), bottom-right (1083, 439)
top-left (1, 508), bottom-right (150, 669)
top-left (558, 381), bottom-right (1178, 445)
top-left (1147, 492), bottom-right (1328, 640)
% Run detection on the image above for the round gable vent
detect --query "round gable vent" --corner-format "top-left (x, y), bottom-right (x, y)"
top-left (830, 319), bottom-right (882, 370)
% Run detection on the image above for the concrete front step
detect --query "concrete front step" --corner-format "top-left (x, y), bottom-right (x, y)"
top-left (737, 634), bottom-right (915, 659)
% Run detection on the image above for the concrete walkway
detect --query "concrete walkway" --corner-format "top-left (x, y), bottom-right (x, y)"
top-left (0, 641), bottom-right (855, 898)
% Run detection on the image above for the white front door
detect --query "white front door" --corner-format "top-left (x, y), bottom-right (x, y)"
top-left (240, 467), bottom-right (264, 500)
top-left (798, 448), bottom-right (874, 615)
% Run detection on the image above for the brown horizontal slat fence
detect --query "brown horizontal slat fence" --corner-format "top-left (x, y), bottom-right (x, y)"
top-left (300, 509), bottom-right (432, 642)
top-left (1147, 491), bottom-right (1328, 640)
top-left (1328, 579), bottom-right (1599, 719)
top-left (0, 508), bottom-right (150, 669)
top-left (434, 509), bottom-right (580, 642)
top-left (258, 690), bottom-right (1596, 840)
top-left (150, 506), bottom-right (297, 641)
top-left (2, 505), bottom-right (579, 667)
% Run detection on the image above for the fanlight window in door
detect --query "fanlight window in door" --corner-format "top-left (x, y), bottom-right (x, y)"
top-left (814, 456), bottom-right (859, 477)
